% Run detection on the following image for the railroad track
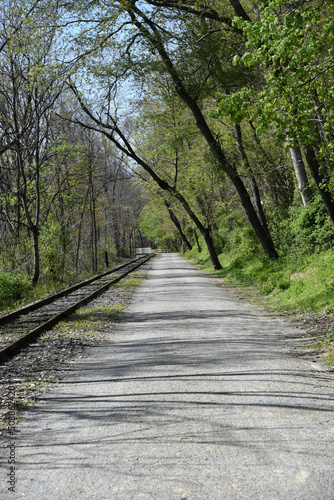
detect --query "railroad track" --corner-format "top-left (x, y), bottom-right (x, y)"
top-left (0, 254), bottom-right (154, 363)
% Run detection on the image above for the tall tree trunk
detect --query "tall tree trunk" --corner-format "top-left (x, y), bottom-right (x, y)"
top-left (31, 225), bottom-right (40, 285)
top-left (287, 138), bottom-right (312, 206)
top-left (304, 146), bottom-right (334, 226)
top-left (193, 228), bottom-right (201, 252)
top-left (203, 230), bottom-right (221, 269)
top-left (164, 201), bottom-right (192, 251)
top-left (171, 190), bottom-right (221, 269)
top-left (91, 195), bottom-right (98, 273)
top-left (89, 168), bottom-right (98, 273)
top-left (75, 186), bottom-right (89, 271)
top-left (234, 124), bottom-right (273, 242)
top-left (228, 0), bottom-right (251, 21)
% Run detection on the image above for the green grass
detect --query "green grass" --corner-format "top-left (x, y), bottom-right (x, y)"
top-left (116, 275), bottom-right (145, 292)
top-left (46, 304), bottom-right (127, 339)
top-left (186, 244), bottom-right (334, 314)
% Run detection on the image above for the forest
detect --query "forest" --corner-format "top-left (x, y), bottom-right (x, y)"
top-left (1, 0), bottom-right (334, 313)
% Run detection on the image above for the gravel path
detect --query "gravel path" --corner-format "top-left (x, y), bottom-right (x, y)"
top-left (2, 253), bottom-right (334, 499)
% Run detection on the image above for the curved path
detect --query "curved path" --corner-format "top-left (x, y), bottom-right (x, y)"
top-left (3, 254), bottom-right (334, 499)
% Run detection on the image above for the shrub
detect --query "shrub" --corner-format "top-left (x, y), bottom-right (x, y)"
top-left (289, 194), bottom-right (334, 254)
top-left (0, 272), bottom-right (31, 308)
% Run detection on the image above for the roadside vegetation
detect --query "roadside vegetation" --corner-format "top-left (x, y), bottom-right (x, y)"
top-left (186, 236), bottom-right (334, 315)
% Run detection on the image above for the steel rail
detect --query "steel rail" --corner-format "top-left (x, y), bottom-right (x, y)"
top-left (0, 254), bottom-right (154, 363)
top-left (0, 256), bottom-right (147, 326)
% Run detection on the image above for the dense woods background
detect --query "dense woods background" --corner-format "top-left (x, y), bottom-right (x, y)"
top-left (1, 0), bottom-right (334, 311)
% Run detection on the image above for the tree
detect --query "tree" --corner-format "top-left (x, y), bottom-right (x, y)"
top-left (127, 4), bottom-right (279, 259)
top-left (62, 0), bottom-right (280, 263)
top-left (67, 81), bottom-right (223, 268)
top-left (0, 0), bottom-right (64, 284)
top-left (229, 0), bottom-right (334, 223)
top-left (0, 1), bottom-right (146, 283)
top-left (52, 103), bottom-right (144, 269)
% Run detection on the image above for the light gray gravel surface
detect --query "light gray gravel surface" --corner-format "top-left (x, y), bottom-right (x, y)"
top-left (2, 253), bottom-right (334, 499)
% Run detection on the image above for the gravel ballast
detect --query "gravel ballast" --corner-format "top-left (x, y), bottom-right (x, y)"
top-left (1, 253), bottom-right (334, 499)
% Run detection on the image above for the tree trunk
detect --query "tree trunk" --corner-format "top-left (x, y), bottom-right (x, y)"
top-left (232, 174), bottom-right (279, 259)
top-left (171, 190), bottom-right (221, 269)
top-left (227, 0), bottom-right (251, 21)
top-left (89, 169), bottom-right (98, 273)
top-left (234, 124), bottom-right (273, 242)
top-left (75, 186), bottom-right (89, 272)
top-left (31, 225), bottom-right (40, 285)
top-left (203, 229), bottom-right (221, 270)
top-left (287, 139), bottom-right (312, 206)
top-left (193, 228), bottom-right (201, 252)
top-left (164, 201), bottom-right (192, 251)
top-left (304, 146), bottom-right (334, 226)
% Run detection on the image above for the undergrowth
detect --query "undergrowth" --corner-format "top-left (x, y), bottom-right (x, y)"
top-left (186, 238), bottom-right (334, 314)
top-left (0, 272), bottom-right (32, 309)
